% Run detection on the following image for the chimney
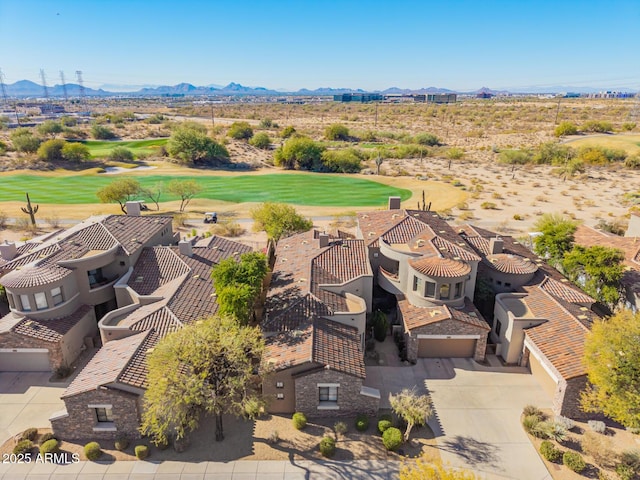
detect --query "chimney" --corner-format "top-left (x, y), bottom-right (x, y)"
top-left (388, 196), bottom-right (401, 210)
top-left (489, 237), bottom-right (504, 254)
top-left (125, 201), bottom-right (141, 216)
top-left (0, 241), bottom-right (17, 261)
top-left (179, 239), bottom-right (193, 257)
top-left (319, 233), bottom-right (329, 248)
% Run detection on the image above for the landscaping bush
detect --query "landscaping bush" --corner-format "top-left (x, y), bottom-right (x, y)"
top-left (325, 124), bottom-right (350, 141)
top-left (523, 405), bottom-right (544, 418)
top-left (563, 451), bottom-right (586, 473)
top-left (589, 420), bottom-right (606, 434)
top-left (114, 435), bottom-right (129, 451)
top-left (378, 419), bottom-right (393, 434)
top-left (227, 121), bottom-right (254, 140)
top-left (13, 440), bottom-right (33, 455)
top-left (249, 132), bottom-right (271, 149)
top-left (280, 126), bottom-right (296, 138)
top-left (522, 414), bottom-right (542, 435)
top-left (555, 121), bottom-right (578, 137)
top-left (21, 428), bottom-right (38, 441)
top-left (84, 441), bottom-right (102, 461)
top-left (616, 463), bottom-right (635, 480)
top-left (540, 440), bottom-right (562, 462)
top-left (413, 133), bottom-right (440, 146)
top-left (108, 146), bottom-right (135, 162)
top-left (554, 415), bottom-right (575, 431)
top-left (619, 450), bottom-right (640, 473)
top-left (334, 421), bottom-right (347, 438)
top-left (91, 124), bottom-right (116, 140)
top-left (319, 436), bottom-right (336, 458)
top-left (39, 432), bottom-right (57, 444)
top-left (134, 445), bottom-right (149, 460)
top-left (39, 439), bottom-right (60, 456)
top-left (382, 427), bottom-right (403, 451)
top-left (268, 430), bottom-right (280, 444)
top-left (355, 414), bottom-right (369, 432)
top-left (292, 412), bottom-right (307, 430)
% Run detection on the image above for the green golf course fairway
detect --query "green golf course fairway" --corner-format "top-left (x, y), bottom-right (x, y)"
top-left (81, 139), bottom-right (169, 158)
top-left (0, 173), bottom-right (412, 207)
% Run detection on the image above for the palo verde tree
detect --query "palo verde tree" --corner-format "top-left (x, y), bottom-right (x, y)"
top-left (562, 244), bottom-right (625, 310)
top-left (227, 121), bottom-right (254, 140)
top-left (140, 315), bottom-right (265, 444)
top-left (273, 136), bottom-right (325, 170)
top-left (141, 182), bottom-right (164, 211)
top-left (389, 388), bottom-right (433, 442)
top-left (167, 178), bottom-right (201, 212)
top-left (96, 178), bottom-right (141, 213)
top-left (210, 252), bottom-right (268, 325)
top-left (533, 213), bottom-right (578, 268)
top-left (250, 202), bottom-right (313, 242)
top-left (167, 121), bottom-right (229, 165)
top-left (582, 309), bottom-right (640, 429)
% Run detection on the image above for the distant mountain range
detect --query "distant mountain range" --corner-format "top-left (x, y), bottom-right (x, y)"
top-left (2, 79), bottom-right (637, 98)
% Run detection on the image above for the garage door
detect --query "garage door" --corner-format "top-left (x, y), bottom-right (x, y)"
top-left (418, 338), bottom-right (476, 358)
top-left (0, 349), bottom-right (51, 372)
top-left (528, 351), bottom-right (557, 398)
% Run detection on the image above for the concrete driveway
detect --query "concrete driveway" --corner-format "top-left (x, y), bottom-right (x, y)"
top-left (366, 357), bottom-right (552, 480)
top-left (0, 372), bottom-right (67, 444)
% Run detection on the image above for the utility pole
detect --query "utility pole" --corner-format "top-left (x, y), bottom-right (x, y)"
top-left (60, 71), bottom-right (68, 103)
top-left (554, 96), bottom-right (562, 124)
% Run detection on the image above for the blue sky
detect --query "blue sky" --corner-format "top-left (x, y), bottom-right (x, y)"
top-left (1, 0), bottom-right (638, 91)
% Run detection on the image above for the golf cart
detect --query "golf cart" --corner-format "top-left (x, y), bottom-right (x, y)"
top-left (204, 212), bottom-right (218, 224)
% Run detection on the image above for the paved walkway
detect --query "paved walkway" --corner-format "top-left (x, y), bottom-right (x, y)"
top-left (0, 459), bottom-right (400, 479)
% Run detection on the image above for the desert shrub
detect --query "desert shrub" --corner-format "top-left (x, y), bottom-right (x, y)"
top-left (54, 364), bottom-right (72, 379)
top-left (582, 120), bottom-right (613, 133)
top-left (581, 431), bottom-right (616, 468)
top-left (623, 122), bottom-right (637, 131)
top-left (62, 142), bottom-right (90, 161)
top-left (228, 121), bottom-right (253, 140)
top-left (321, 148), bottom-right (364, 173)
top-left (625, 154), bottom-right (640, 169)
top-left (173, 213), bottom-right (188, 228)
top-left (39, 439), bottom-right (60, 456)
top-left (540, 440), bottom-right (562, 462)
top-left (91, 124), bottom-right (116, 140)
top-left (563, 451), bottom-right (586, 473)
top-left (532, 142), bottom-right (576, 165)
top-left (334, 421), bottom-right (347, 437)
top-left (135, 445), bottom-right (149, 460)
top-left (554, 415), bottom-right (575, 431)
top-left (325, 123), bottom-right (350, 141)
top-left (513, 214), bottom-right (525, 221)
top-left (378, 419), bottom-right (393, 434)
top-left (21, 428), bottom-right (38, 441)
top-left (588, 420), bottom-right (606, 434)
top-left (619, 450), bottom-right (640, 472)
top-left (522, 414), bottom-right (542, 435)
top-left (108, 146), bottom-right (135, 162)
top-left (84, 441), bottom-right (102, 461)
top-left (413, 133), bottom-right (440, 146)
top-left (249, 132), bottom-right (271, 149)
top-left (499, 149), bottom-right (533, 164)
top-left (259, 118), bottom-right (277, 129)
top-left (555, 121), bottom-right (578, 137)
top-left (355, 414), bottom-right (369, 432)
top-left (37, 138), bottom-right (67, 161)
top-left (616, 463), bottom-right (635, 480)
top-left (480, 202), bottom-right (498, 210)
top-left (114, 435), bottom-right (129, 451)
top-left (382, 427), bottom-right (403, 451)
top-left (39, 432), bottom-right (57, 443)
top-left (274, 136), bottom-right (324, 170)
top-left (11, 128), bottom-right (41, 153)
top-left (447, 147), bottom-right (465, 159)
top-left (280, 126), bottom-right (296, 138)
top-left (319, 436), bottom-right (336, 457)
top-left (292, 412), bottom-right (307, 430)
top-left (13, 440), bottom-right (33, 455)
top-left (268, 430), bottom-right (280, 444)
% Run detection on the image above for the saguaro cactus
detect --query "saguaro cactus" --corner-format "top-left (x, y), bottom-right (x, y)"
top-left (21, 192), bottom-right (39, 227)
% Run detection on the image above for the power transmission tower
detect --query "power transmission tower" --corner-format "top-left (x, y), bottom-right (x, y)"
top-left (40, 69), bottom-right (49, 101)
top-left (60, 70), bottom-right (68, 103)
top-left (75, 70), bottom-right (86, 111)
top-left (0, 68), bottom-right (20, 124)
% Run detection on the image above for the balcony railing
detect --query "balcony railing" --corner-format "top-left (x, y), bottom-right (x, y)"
top-left (379, 266), bottom-right (399, 281)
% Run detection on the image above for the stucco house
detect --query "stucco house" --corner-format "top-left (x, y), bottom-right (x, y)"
top-left (459, 224), bottom-right (600, 418)
top-left (51, 235), bottom-right (253, 440)
top-left (263, 229), bottom-right (380, 417)
top-left (0, 212), bottom-right (175, 372)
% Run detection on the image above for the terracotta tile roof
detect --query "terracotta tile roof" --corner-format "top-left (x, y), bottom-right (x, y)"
top-left (1, 262), bottom-right (72, 288)
top-left (117, 330), bottom-right (164, 389)
top-left (430, 236), bottom-right (481, 262)
top-left (128, 247), bottom-right (190, 295)
top-left (400, 297), bottom-right (490, 331)
top-left (522, 286), bottom-right (589, 380)
top-left (409, 256), bottom-right (471, 278)
top-left (264, 293), bottom-right (331, 332)
top-left (539, 277), bottom-right (594, 304)
top-left (265, 318), bottom-right (365, 378)
top-left (381, 216), bottom-right (429, 245)
top-left (313, 240), bottom-right (370, 284)
top-left (0, 244), bottom-right (60, 273)
top-left (129, 306), bottom-right (182, 336)
top-left (62, 331), bottom-right (149, 398)
top-left (357, 210), bottom-right (406, 246)
top-left (11, 305), bottom-right (93, 343)
top-left (485, 253), bottom-right (538, 275)
top-left (101, 215), bottom-right (173, 255)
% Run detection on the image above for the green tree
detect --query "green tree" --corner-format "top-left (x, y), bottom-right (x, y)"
top-left (140, 315), bottom-right (265, 444)
top-left (321, 148), bottom-right (363, 173)
top-left (532, 142), bottom-right (575, 165)
top-left (108, 146), bottom-right (135, 162)
top-left (273, 136), bottom-right (325, 170)
top-left (96, 178), bottom-right (141, 213)
top-left (167, 178), bottom-right (202, 212)
top-left (582, 310), bottom-right (640, 429)
top-left (37, 120), bottom-right (63, 138)
top-left (211, 252), bottom-right (268, 325)
top-left (562, 245), bottom-right (625, 309)
top-left (37, 139), bottom-right (66, 161)
top-left (554, 121), bottom-right (578, 137)
top-left (91, 124), bottom-right (116, 140)
top-left (390, 388), bottom-right (433, 442)
top-left (533, 213), bottom-right (578, 267)
top-left (251, 202), bottom-right (313, 241)
top-left (167, 122), bottom-right (229, 165)
top-left (227, 121), bottom-right (254, 140)
top-left (325, 124), bottom-right (350, 141)
top-left (249, 132), bottom-right (271, 149)
top-left (61, 142), bottom-right (90, 162)
top-left (10, 128), bottom-right (41, 153)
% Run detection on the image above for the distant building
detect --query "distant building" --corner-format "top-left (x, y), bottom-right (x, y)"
top-left (413, 93), bottom-right (457, 104)
top-left (39, 104), bottom-right (65, 114)
top-left (476, 92), bottom-right (494, 99)
top-left (333, 93), bottom-right (383, 103)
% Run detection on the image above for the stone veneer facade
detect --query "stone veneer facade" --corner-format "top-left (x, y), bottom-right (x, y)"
top-left (51, 389), bottom-right (142, 440)
top-left (294, 369), bottom-right (378, 417)
top-left (0, 332), bottom-right (64, 371)
top-left (404, 319), bottom-right (488, 363)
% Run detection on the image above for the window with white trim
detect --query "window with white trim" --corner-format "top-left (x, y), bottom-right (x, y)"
top-left (276, 381), bottom-right (284, 388)
top-left (276, 393), bottom-right (284, 400)
top-left (319, 386), bottom-right (338, 403)
top-left (20, 294), bottom-right (31, 312)
top-left (95, 407), bottom-right (114, 423)
top-left (34, 292), bottom-right (48, 310)
top-left (51, 287), bottom-right (63, 306)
